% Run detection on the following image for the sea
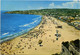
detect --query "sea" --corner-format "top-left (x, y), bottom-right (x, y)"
top-left (1, 11), bottom-right (42, 41)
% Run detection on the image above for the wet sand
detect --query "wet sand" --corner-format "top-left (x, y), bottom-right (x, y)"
top-left (0, 16), bottom-right (80, 55)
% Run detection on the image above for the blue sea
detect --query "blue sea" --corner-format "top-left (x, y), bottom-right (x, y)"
top-left (1, 11), bottom-right (42, 40)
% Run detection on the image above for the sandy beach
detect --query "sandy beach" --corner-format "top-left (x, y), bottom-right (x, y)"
top-left (0, 16), bottom-right (80, 55)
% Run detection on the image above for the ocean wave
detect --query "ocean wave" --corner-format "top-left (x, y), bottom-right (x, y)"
top-left (19, 16), bottom-right (41, 27)
top-left (2, 32), bottom-right (9, 35)
top-left (32, 16), bottom-right (41, 21)
top-left (19, 19), bottom-right (38, 27)
top-left (19, 24), bottom-right (29, 27)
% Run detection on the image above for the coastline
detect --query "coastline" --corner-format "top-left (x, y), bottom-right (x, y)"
top-left (0, 15), bottom-right (42, 44)
top-left (0, 16), bottom-right (80, 55)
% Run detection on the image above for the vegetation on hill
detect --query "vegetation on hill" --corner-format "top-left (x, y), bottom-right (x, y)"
top-left (5, 9), bottom-right (80, 17)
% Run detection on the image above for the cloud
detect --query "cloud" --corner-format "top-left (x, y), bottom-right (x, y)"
top-left (73, 0), bottom-right (78, 1)
top-left (49, 3), bottom-right (55, 8)
top-left (48, 2), bottom-right (80, 9)
top-left (39, 7), bottom-right (44, 9)
top-left (62, 2), bottom-right (74, 8)
top-left (62, 2), bottom-right (80, 9)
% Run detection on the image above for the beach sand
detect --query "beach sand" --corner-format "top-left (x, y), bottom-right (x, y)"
top-left (0, 16), bottom-right (80, 55)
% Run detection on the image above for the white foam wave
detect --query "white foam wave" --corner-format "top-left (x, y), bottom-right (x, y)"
top-left (2, 32), bottom-right (9, 35)
top-left (32, 16), bottom-right (41, 20)
top-left (19, 16), bottom-right (42, 27)
top-left (19, 19), bottom-right (38, 27)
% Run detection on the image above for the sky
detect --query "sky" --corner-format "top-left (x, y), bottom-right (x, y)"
top-left (1, 0), bottom-right (80, 11)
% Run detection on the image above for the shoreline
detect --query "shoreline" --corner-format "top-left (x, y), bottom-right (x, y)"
top-left (0, 15), bottom-right (43, 44)
top-left (0, 16), bottom-right (80, 55)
